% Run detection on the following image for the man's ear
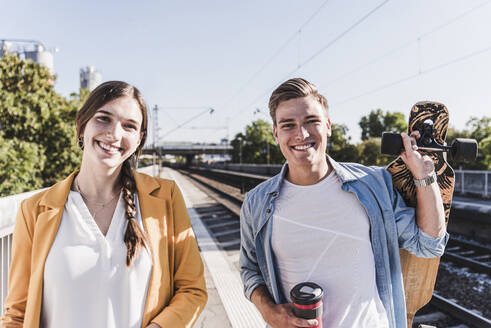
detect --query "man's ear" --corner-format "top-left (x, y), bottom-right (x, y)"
top-left (326, 117), bottom-right (332, 137)
top-left (272, 124), bottom-right (279, 144)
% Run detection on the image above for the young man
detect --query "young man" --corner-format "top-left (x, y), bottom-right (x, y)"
top-left (239, 78), bottom-right (447, 328)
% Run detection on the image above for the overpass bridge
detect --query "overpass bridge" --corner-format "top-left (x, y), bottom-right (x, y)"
top-left (142, 142), bottom-right (232, 164)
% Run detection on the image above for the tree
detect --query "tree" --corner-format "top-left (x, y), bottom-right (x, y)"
top-left (446, 116), bottom-right (491, 169)
top-left (328, 123), bottom-right (359, 163)
top-left (357, 137), bottom-right (394, 167)
top-left (0, 53), bottom-right (88, 196)
top-left (230, 119), bottom-right (283, 164)
top-left (359, 109), bottom-right (407, 140)
top-left (0, 132), bottom-right (46, 195)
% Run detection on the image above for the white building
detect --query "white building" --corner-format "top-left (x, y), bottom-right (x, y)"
top-left (80, 66), bottom-right (102, 91)
top-left (0, 39), bottom-right (55, 74)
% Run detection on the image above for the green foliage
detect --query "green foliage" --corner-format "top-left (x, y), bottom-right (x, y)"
top-left (446, 116), bottom-right (491, 169)
top-left (357, 137), bottom-right (394, 167)
top-left (0, 132), bottom-right (46, 195)
top-left (328, 124), bottom-right (359, 163)
top-left (0, 53), bottom-right (88, 196)
top-left (230, 119), bottom-right (283, 164)
top-left (359, 109), bottom-right (407, 140)
top-left (480, 135), bottom-right (491, 170)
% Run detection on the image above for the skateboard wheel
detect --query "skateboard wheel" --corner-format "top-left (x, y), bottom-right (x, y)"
top-left (381, 132), bottom-right (403, 155)
top-left (451, 138), bottom-right (478, 161)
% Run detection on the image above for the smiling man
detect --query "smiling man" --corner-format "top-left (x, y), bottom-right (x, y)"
top-left (239, 78), bottom-right (448, 328)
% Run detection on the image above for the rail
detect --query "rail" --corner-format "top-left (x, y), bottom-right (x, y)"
top-left (186, 163), bottom-right (491, 198)
top-left (455, 169), bottom-right (490, 198)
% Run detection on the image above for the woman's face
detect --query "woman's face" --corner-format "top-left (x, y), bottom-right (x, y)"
top-left (81, 96), bottom-right (144, 170)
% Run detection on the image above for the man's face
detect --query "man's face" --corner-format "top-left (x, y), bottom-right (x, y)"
top-left (273, 95), bottom-right (331, 169)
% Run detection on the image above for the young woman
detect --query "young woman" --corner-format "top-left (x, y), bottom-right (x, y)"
top-left (2, 81), bottom-right (207, 328)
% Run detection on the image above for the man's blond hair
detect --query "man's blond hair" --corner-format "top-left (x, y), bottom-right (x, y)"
top-left (268, 78), bottom-right (328, 124)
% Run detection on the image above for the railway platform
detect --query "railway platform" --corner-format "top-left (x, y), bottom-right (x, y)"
top-left (151, 166), bottom-right (266, 328)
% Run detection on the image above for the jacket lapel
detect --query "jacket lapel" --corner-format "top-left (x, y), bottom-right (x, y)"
top-left (28, 171), bottom-right (78, 328)
top-left (134, 172), bottom-right (168, 325)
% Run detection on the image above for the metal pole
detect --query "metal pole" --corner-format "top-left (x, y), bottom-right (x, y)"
top-left (152, 105), bottom-right (159, 177)
top-left (485, 172), bottom-right (488, 198)
top-left (461, 171), bottom-right (465, 194)
top-left (239, 140), bottom-right (242, 165)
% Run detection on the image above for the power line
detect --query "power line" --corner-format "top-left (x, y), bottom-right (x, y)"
top-left (324, 0), bottom-right (491, 87)
top-left (158, 106), bottom-right (210, 109)
top-left (228, 0), bottom-right (391, 121)
top-left (282, 0), bottom-right (390, 79)
top-left (161, 107), bottom-right (215, 138)
top-left (333, 44), bottom-right (491, 106)
top-left (419, 0), bottom-right (491, 40)
top-left (218, 0), bottom-right (332, 110)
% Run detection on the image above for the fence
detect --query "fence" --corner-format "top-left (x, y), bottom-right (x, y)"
top-left (0, 188), bottom-right (47, 313)
top-left (454, 170), bottom-right (490, 198)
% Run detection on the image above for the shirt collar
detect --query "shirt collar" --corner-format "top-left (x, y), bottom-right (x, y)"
top-left (268, 155), bottom-right (358, 195)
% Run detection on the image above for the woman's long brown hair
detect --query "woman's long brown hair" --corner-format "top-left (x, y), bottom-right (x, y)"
top-left (76, 81), bottom-right (149, 266)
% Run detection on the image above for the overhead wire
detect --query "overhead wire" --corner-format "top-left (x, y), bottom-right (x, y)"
top-left (333, 44), bottom-right (491, 106)
top-left (217, 0), bottom-right (332, 111)
top-left (324, 0), bottom-right (491, 87)
top-left (226, 0), bottom-right (391, 123)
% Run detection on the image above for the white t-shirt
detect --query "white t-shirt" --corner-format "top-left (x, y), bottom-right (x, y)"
top-left (271, 172), bottom-right (389, 328)
top-left (41, 191), bottom-right (152, 328)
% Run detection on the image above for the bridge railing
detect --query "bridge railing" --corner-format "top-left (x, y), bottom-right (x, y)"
top-left (455, 170), bottom-right (490, 198)
top-left (190, 163), bottom-right (490, 198)
top-left (0, 188), bottom-right (46, 314)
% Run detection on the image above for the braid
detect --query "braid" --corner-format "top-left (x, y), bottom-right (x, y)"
top-left (121, 159), bottom-right (148, 266)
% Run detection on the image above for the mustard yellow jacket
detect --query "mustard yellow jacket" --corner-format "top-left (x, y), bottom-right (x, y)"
top-left (1, 171), bottom-right (207, 328)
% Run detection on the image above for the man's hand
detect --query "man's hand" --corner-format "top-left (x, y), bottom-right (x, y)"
top-left (146, 324), bottom-right (161, 328)
top-left (251, 285), bottom-right (318, 328)
top-left (400, 131), bottom-right (435, 179)
top-left (264, 302), bottom-right (319, 328)
top-left (399, 131), bottom-right (446, 238)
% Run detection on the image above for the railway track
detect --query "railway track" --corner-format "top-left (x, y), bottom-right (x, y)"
top-left (443, 238), bottom-right (491, 275)
top-left (178, 167), bottom-right (491, 328)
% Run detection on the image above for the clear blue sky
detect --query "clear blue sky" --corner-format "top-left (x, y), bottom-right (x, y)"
top-left (2, 0), bottom-right (490, 144)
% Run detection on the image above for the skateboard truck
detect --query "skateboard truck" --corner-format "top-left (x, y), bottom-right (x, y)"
top-left (380, 119), bottom-right (478, 161)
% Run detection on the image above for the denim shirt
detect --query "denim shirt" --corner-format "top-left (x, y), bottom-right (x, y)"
top-left (239, 158), bottom-right (449, 328)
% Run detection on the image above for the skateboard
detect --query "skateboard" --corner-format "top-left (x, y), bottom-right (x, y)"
top-left (380, 101), bottom-right (478, 327)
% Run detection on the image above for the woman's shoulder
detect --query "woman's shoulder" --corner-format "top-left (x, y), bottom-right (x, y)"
top-left (133, 171), bottom-right (178, 197)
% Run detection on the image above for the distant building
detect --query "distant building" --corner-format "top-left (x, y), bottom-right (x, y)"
top-left (80, 66), bottom-right (102, 91)
top-left (0, 39), bottom-right (55, 74)
top-left (24, 44), bottom-right (54, 74)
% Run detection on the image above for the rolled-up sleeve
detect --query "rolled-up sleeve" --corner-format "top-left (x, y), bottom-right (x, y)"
top-left (239, 193), bottom-right (265, 301)
top-left (392, 182), bottom-right (449, 258)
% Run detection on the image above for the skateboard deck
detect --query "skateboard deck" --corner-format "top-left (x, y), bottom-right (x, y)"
top-left (386, 101), bottom-right (455, 327)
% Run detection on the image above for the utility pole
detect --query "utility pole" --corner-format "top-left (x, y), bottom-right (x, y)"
top-left (152, 105), bottom-right (160, 177)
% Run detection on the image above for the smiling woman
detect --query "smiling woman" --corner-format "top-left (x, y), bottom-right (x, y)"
top-left (1, 81), bottom-right (207, 328)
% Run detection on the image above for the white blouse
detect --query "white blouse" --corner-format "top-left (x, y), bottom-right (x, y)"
top-left (40, 191), bottom-right (152, 328)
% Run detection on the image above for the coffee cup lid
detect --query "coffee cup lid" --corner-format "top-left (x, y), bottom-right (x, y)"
top-left (290, 282), bottom-right (323, 305)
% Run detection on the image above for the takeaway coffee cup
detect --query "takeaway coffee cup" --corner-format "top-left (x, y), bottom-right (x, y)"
top-left (290, 282), bottom-right (323, 328)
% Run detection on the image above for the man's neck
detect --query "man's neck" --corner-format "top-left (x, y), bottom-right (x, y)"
top-left (286, 159), bottom-right (333, 186)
